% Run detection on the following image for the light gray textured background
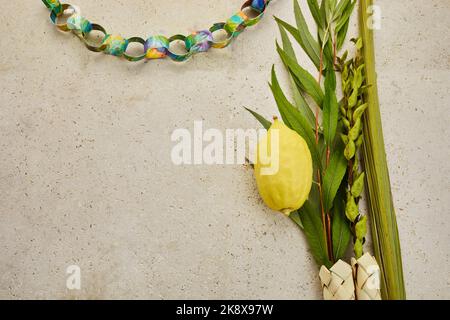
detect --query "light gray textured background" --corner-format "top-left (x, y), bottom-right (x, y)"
top-left (0, 0), bottom-right (449, 299)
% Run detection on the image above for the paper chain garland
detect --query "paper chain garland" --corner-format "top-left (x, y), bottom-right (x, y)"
top-left (42, 0), bottom-right (272, 62)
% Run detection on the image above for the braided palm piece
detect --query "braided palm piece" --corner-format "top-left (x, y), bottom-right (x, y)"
top-left (351, 253), bottom-right (382, 300)
top-left (319, 260), bottom-right (355, 300)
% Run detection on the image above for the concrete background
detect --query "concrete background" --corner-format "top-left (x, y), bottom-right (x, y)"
top-left (0, 0), bottom-right (449, 299)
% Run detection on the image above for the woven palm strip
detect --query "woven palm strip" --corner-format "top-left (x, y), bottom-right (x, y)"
top-left (351, 253), bottom-right (382, 300)
top-left (319, 260), bottom-right (355, 300)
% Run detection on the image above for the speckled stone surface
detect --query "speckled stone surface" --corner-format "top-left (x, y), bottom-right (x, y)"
top-left (0, 0), bottom-right (449, 299)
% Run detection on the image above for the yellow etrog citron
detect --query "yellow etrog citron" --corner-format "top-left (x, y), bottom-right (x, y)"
top-left (254, 119), bottom-right (313, 215)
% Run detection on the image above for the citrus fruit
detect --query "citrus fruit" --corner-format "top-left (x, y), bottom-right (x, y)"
top-left (254, 119), bottom-right (313, 215)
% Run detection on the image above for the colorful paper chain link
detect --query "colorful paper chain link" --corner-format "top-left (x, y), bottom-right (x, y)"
top-left (42, 0), bottom-right (272, 62)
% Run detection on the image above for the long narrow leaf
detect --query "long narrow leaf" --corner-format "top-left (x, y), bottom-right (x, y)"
top-left (290, 210), bottom-right (303, 229)
top-left (334, 0), bottom-right (351, 20)
top-left (293, 0), bottom-right (323, 70)
top-left (360, 0), bottom-right (406, 300)
top-left (324, 0), bottom-right (337, 23)
top-left (277, 43), bottom-right (324, 107)
top-left (336, 18), bottom-right (350, 50)
top-left (323, 36), bottom-right (335, 66)
top-left (278, 22), bottom-right (297, 62)
top-left (320, 0), bottom-right (327, 24)
top-left (335, 1), bottom-right (356, 50)
top-left (244, 107), bottom-right (271, 130)
top-left (323, 143), bottom-right (347, 212)
top-left (278, 24), bottom-right (316, 129)
top-left (307, 0), bottom-right (324, 29)
top-left (336, 0), bottom-right (356, 33)
top-left (322, 69), bottom-right (339, 146)
top-left (292, 89), bottom-right (316, 130)
top-left (331, 188), bottom-right (352, 260)
top-left (269, 67), bottom-right (322, 171)
top-left (300, 200), bottom-right (332, 268)
top-left (275, 17), bottom-right (320, 69)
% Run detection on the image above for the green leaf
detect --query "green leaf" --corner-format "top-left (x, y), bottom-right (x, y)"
top-left (331, 190), bottom-right (352, 260)
top-left (244, 107), bottom-right (271, 130)
top-left (277, 43), bottom-right (324, 106)
top-left (340, 133), bottom-right (349, 144)
top-left (323, 143), bottom-right (347, 211)
top-left (353, 103), bottom-right (368, 121)
top-left (353, 153), bottom-right (359, 172)
top-left (351, 172), bottom-right (365, 197)
top-left (323, 36), bottom-right (335, 66)
top-left (343, 118), bottom-right (350, 130)
top-left (307, 0), bottom-right (324, 29)
top-left (348, 88), bottom-right (358, 108)
top-left (334, 0), bottom-right (351, 20)
top-left (340, 50), bottom-right (349, 63)
top-left (325, 0), bottom-right (337, 22)
top-left (278, 22), bottom-right (297, 62)
top-left (269, 66), bottom-right (323, 171)
top-left (322, 69), bottom-right (339, 146)
top-left (320, 0), bottom-right (327, 21)
top-left (355, 215), bottom-right (367, 239)
top-left (345, 193), bottom-right (358, 222)
top-left (336, 2), bottom-right (354, 50)
top-left (297, 95), bottom-right (316, 128)
top-left (318, 28), bottom-right (329, 49)
top-left (336, 0), bottom-right (356, 33)
top-left (275, 10), bottom-right (322, 71)
top-left (348, 118), bottom-right (361, 141)
top-left (270, 71), bottom-right (323, 172)
top-left (278, 24), bottom-right (316, 129)
top-left (355, 134), bottom-right (363, 148)
top-left (293, 0), bottom-right (323, 70)
top-left (353, 64), bottom-right (365, 89)
top-left (331, 0), bottom-right (338, 11)
top-left (300, 200), bottom-right (332, 268)
top-left (274, 18), bottom-right (301, 49)
top-left (291, 89), bottom-right (316, 130)
top-left (326, 62), bottom-right (337, 90)
top-left (355, 37), bottom-right (363, 49)
top-left (344, 139), bottom-right (355, 159)
top-left (354, 238), bottom-right (363, 258)
top-left (289, 210), bottom-right (303, 229)
top-left (336, 17), bottom-right (350, 50)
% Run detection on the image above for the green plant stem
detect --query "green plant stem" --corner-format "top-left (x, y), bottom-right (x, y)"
top-left (316, 171), bottom-right (330, 260)
top-left (316, 43), bottom-right (334, 263)
top-left (359, 0), bottom-right (406, 300)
